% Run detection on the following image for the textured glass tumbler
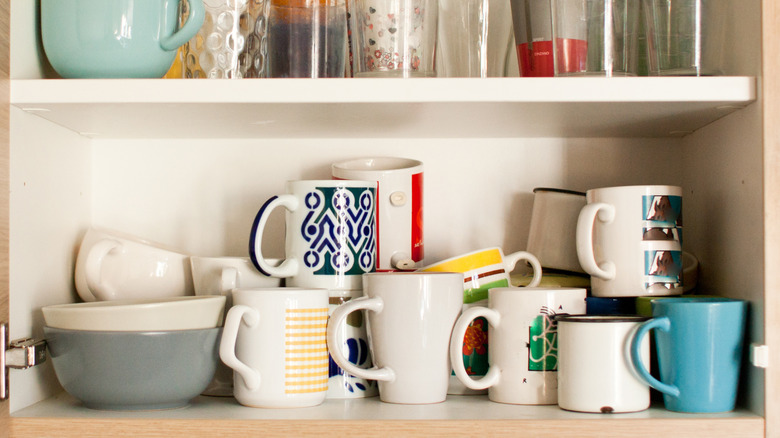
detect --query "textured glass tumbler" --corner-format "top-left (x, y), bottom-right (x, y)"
top-left (350, 0), bottom-right (438, 77)
top-left (642, 0), bottom-right (726, 76)
top-left (266, 0), bottom-right (347, 78)
top-left (436, 0), bottom-right (514, 77)
top-left (182, 0), bottom-right (267, 78)
top-left (552, 0), bottom-right (640, 76)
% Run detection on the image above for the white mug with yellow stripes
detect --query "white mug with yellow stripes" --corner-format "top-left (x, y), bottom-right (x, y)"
top-left (219, 287), bottom-right (330, 408)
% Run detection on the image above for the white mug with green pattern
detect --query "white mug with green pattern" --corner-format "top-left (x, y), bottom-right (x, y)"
top-left (418, 247), bottom-right (542, 394)
top-left (450, 287), bottom-right (587, 404)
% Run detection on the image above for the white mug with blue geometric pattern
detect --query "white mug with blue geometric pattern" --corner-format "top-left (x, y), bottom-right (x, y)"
top-left (250, 180), bottom-right (377, 290)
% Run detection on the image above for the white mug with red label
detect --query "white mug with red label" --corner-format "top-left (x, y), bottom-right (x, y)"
top-left (333, 157), bottom-right (424, 270)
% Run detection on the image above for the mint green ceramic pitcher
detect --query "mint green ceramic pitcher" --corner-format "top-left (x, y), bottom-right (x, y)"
top-left (41, 0), bottom-right (204, 78)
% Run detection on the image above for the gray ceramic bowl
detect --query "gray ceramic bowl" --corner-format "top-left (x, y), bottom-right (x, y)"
top-left (44, 326), bottom-right (220, 410)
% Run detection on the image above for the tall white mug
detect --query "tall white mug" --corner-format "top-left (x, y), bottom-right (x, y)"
top-left (450, 287), bottom-right (587, 405)
top-left (219, 288), bottom-right (330, 408)
top-left (332, 157), bottom-right (424, 270)
top-left (250, 180), bottom-right (377, 291)
top-left (577, 185), bottom-right (683, 297)
top-left (327, 272), bottom-right (463, 404)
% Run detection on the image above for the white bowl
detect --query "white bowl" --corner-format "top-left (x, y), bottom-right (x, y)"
top-left (42, 296), bottom-right (226, 331)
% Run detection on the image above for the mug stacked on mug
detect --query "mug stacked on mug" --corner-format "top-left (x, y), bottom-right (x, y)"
top-left (577, 185), bottom-right (684, 297)
top-left (246, 179), bottom-right (379, 402)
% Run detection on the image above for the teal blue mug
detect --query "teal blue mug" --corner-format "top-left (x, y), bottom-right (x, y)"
top-left (41, 0), bottom-right (204, 78)
top-left (629, 297), bottom-right (747, 413)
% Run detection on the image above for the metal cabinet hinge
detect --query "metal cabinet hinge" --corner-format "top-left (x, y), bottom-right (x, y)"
top-left (1, 322), bottom-right (47, 401)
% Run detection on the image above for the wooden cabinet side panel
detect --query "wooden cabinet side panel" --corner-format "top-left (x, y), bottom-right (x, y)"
top-left (765, 0), bottom-right (780, 437)
top-left (0, 0), bottom-right (10, 436)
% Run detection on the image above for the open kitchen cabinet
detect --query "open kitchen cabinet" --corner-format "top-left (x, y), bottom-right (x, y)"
top-left (1, 0), bottom-right (776, 436)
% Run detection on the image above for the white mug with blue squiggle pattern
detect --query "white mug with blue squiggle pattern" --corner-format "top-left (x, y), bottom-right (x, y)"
top-left (250, 180), bottom-right (376, 290)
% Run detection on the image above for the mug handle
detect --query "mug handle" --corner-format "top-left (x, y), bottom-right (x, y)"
top-left (84, 238), bottom-right (123, 301)
top-left (219, 304), bottom-right (262, 391)
top-left (220, 267), bottom-right (239, 295)
top-left (576, 202), bottom-right (617, 280)
top-left (504, 251), bottom-right (542, 287)
top-left (161, 0), bottom-right (206, 52)
top-left (629, 316), bottom-right (681, 397)
top-left (249, 195), bottom-right (300, 278)
top-left (450, 306), bottom-right (501, 390)
top-left (327, 296), bottom-right (394, 382)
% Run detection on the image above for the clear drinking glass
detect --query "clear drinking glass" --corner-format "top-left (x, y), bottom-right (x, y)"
top-left (551, 0), bottom-right (640, 76)
top-left (511, 0), bottom-right (555, 77)
top-left (266, 0), bottom-right (348, 78)
top-left (642, 0), bottom-right (726, 76)
top-left (349, 0), bottom-right (438, 77)
top-left (182, 0), bottom-right (267, 78)
top-left (436, 0), bottom-right (514, 77)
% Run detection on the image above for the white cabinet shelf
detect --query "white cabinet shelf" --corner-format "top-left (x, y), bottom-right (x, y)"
top-left (10, 77), bottom-right (756, 139)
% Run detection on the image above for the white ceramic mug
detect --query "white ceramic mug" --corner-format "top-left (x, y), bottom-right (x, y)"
top-left (249, 180), bottom-right (377, 291)
top-left (418, 247), bottom-right (542, 395)
top-left (556, 315), bottom-right (651, 413)
top-left (577, 185), bottom-right (683, 297)
top-left (526, 188), bottom-right (587, 273)
top-left (190, 256), bottom-right (282, 300)
top-left (74, 227), bottom-right (194, 302)
top-left (326, 289), bottom-right (378, 399)
top-left (327, 272), bottom-right (463, 404)
top-left (332, 157), bottom-right (424, 270)
top-left (190, 256), bottom-right (283, 397)
top-left (219, 287), bottom-right (330, 408)
top-left (450, 287), bottom-right (586, 405)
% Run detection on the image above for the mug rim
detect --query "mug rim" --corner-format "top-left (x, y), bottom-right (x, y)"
top-left (86, 226), bottom-right (189, 255)
top-left (651, 297), bottom-right (745, 307)
top-left (286, 179), bottom-right (376, 188)
top-left (555, 314), bottom-right (650, 323)
top-left (532, 187), bottom-right (586, 196)
top-left (586, 184), bottom-right (683, 195)
top-left (332, 157), bottom-right (424, 172)
top-left (417, 247), bottom-right (503, 270)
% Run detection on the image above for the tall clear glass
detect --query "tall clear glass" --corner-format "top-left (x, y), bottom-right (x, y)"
top-left (552, 0), bottom-right (640, 76)
top-left (436, 0), bottom-right (514, 77)
top-left (266, 0), bottom-right (348, 78)
top-left (511, 0), bottom-right (555, 77)
top-left (642, 0), bottom-right (726, 76)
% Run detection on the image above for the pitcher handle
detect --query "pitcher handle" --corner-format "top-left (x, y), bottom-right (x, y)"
top-left (161, 0), bottom-right (205, 52)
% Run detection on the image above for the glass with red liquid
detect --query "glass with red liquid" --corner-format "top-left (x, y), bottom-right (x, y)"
top-left (511, 0), bottom-right (555, 77)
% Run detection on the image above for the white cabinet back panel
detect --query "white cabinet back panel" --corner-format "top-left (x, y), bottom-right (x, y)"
top-left (89, 138), bottom-right (682, 262)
